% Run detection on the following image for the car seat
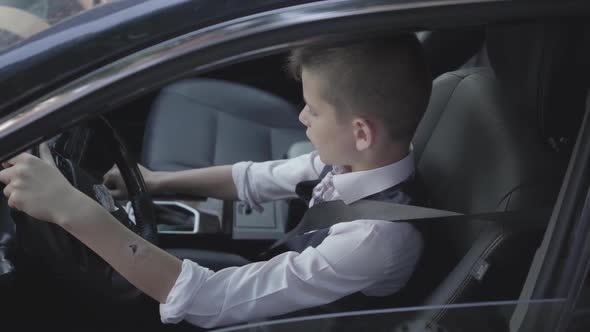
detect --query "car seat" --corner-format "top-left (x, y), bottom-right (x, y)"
top-left (405, 22), bottom-right (589, 331)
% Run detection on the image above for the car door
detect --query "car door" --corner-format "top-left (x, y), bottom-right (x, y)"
top-left (1, 1), bottom-right (590, 331)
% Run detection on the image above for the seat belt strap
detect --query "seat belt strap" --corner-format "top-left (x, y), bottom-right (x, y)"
top-left (268, 200), bottom-right (551, 252)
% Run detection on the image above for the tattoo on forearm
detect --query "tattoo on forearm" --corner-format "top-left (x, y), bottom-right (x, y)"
top-left (129, 244), bottom-right (138, 254)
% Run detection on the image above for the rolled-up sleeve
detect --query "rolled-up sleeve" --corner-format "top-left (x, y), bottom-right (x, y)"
top-left (232, 151), bottom-right (324, 212)
top-left (159, 259), bottom-right (214, 324)
top-left (159, 220), bottom-right (422, 329)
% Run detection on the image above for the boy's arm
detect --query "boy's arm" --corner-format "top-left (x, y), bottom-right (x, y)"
top-left (61, 196), bottom-right (182, 304)
top-left (160, 220), bottom-right (422, 328)
top-left (150, 152), bottom-right (324, 205)
top-left (151, 165), bottom-right (238, 200)
top-left (105, 152), bottom-right (323, 205)
top-left (104, 164), bottom-right (238, 200)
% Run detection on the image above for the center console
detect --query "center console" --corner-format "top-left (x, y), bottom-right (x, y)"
top-left (151, 197), bottom-right (288, 240)
top-left (154, 199), bottom-right (224, 234)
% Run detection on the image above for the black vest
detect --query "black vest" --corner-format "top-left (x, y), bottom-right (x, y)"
top-left (266, 166), bottom-right (428, 318)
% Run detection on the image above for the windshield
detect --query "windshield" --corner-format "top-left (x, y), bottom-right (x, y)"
top-left (0, 0), bottom-right (116, 51)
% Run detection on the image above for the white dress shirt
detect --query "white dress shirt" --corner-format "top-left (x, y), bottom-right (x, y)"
top-left (160, 151), bottom-right (423, 328)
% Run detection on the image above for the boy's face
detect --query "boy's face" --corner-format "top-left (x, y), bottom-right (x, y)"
top-left (298, 68), bottom-right (357, 166)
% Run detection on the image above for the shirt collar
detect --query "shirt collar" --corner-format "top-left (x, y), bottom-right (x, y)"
top-left (332, 151), bottom-right (415, 204)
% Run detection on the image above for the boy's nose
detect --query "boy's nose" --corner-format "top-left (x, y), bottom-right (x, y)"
top-left (299, 106), bottom-right (310, 127)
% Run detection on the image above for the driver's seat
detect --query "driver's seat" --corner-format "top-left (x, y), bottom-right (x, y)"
top-left (406, 22), bottom-right (587, 330)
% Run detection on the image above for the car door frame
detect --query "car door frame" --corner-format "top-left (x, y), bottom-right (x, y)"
top-left (516, 94), bottom-right (590, 332)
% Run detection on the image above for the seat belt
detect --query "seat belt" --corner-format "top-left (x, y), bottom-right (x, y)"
top-left (267, 200), bottom-right (551, 253)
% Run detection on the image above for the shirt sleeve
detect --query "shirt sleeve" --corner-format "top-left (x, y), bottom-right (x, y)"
top-left (159, 220), bottom-right (422, 329)
top-left (232, 151), bottom-right (325, 212)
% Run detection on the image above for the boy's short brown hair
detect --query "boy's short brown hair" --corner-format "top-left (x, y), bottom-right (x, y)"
top-left (288, 33), bottom-right (432, 143)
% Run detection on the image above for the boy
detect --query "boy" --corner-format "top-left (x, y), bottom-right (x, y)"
top-left (0, 33), bottom-right (431, 328)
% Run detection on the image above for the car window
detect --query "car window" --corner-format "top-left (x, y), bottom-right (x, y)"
top-left (0, 0), bottom-right (117, 51)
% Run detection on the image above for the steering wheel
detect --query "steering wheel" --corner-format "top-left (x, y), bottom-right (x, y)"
top-left (12, 117), bottom-right (158, 302)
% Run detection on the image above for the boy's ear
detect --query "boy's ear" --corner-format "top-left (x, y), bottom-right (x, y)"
top-left (352, 117), bottom-right (374, 151)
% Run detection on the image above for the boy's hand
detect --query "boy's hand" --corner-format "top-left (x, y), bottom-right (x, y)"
top-left (0, 150), bottom-right (88, 226)
top-left (103, 163), bottom-right (155, 199)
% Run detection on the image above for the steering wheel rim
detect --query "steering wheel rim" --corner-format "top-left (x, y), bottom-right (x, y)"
top-left (93, 116), bottom-right (159, 246)
top-left (15, 116), bottom-right (158, 303)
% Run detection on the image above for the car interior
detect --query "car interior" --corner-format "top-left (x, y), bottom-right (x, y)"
top-left (1, 17), bottom-right (589, 332)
